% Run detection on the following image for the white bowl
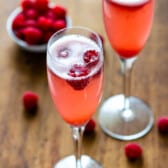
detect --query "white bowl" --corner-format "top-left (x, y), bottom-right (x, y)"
top-left (6, 7), bottom-right (72, 53)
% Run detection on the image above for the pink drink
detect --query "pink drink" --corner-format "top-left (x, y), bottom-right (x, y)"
top-left (103, 0), bottom-right (154, 58)
top-left (47, 34), bottom-right (103, 126)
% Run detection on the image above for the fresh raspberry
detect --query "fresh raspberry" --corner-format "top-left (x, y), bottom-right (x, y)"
top-left (12, 1), bottom-right (68, 45)
top-left (34, 0), bottom-right (49, 12)
top-left (37, 16), bottom-right (53, 31)
top-left (53, 19), bottom-right (66, 31)
top-left (15, 29), bottom-right (25, 40)
top-left (67, 64), bottom-right (90, 90)
top-left (52, 5), bottom-right (67, 18)
top-left (20, 0), bottom-right (35, 10)
top-left (12, 13), bottom-right (25, 30)
top-left (45, 9), bottom-right (56, 20)
top-left (84, 119), bottom-right (96, 133)
top-left (157, 116), bottom-right (168, 134)
top-left (124, 143), bottom-right (142, 160)
top-left (83, 50), bottom-right (99, 67)
top-left (67, 78), bottom-right (90, 90)
top-left (24, 19), bottom-right (38, 28)
top-left (43, 31), bottom-right (53, 43)
top-left (23, 27), bottom-right (43, 44)
top-left (24, 9), bottom-right (38, 20)
top-left (22, 91), bottom-right (39, 111)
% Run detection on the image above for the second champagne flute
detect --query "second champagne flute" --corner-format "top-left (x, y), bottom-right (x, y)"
top-left (99, 0), bottom-right (155, 140)
top-left (47, 27), bottom-right (104, 168)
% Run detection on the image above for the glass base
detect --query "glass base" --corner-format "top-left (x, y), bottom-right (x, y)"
top-left (54, 155), bottom-right (102, 168)
top-left (99, 94), bottom-right (154, 141)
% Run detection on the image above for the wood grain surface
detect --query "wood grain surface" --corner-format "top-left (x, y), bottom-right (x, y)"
top-left (0, 0), bottom-right (168, 168)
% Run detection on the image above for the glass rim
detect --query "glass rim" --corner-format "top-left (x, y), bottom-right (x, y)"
top-left (47, 26), bottom-right (103, 66)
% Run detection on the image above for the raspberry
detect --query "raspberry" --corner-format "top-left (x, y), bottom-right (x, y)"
top-left (84, 119), bottom-right (96, 133)
top-left (12, 13), bottom-right (25, 30)
top-left (67, 64), bottom-right (90, 90)
top-left (68, 64), bottom-right (89, 77)
top-left (157, 116), bottom-right (168, 134)
top-left (34, 0), bottom-right (49, 12)
top-left (67, 78), bottom-right (90, 90)
top-left (22, 91), bottom-right (39, 111)
top-left (12, 1), bottom-right (68, 45)
top-left (20, 0), bottom-right (35, 10)
top-left (52, 5), bottom-right (67, 18)
top-left (23, 27), bottom-right (43, 44)
top-left (24, 19), bottom-right (38, 28)
top-left (45, 9), bottom-right (56, 20)
top-left (24, 9), bottom-right (38, 20)
top-left (43, 31), bottom-right (53, 43)
top-left (124, 143), bottom-right (142, 160)
top-left (53, 19), bottom-right (66, 31)
top-left (38, 16), bottom-right (53, 31)
top-left (15, 29), bottom-right (25, 40)
top-left (83, 50), bottom-right (99, 67)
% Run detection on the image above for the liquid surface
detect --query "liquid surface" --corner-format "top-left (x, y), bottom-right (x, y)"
top-left (47, 35), bottom-right (102, 79)
top-left (111, 0), bottom-right (149, 6)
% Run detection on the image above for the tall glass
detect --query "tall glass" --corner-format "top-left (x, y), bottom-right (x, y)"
top-left (99, 0), bottom-right (155, 140)
top-left (47, 27), bottom-right (104, 168)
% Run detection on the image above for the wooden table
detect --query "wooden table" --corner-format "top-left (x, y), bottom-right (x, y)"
top-left (0, 0), bottom-right (168, 167)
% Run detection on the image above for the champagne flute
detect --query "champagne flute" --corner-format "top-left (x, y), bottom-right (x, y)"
top-left (99, 0), bottom-right (155, 140)
top-left (47, 27), bottom-right (104, 168)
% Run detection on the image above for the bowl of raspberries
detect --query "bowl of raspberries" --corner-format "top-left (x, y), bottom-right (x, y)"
top-left (6, 0), bottom-right (71, 53)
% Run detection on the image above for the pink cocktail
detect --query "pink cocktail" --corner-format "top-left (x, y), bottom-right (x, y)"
top-left (103, 0), bottom-right (154, 58)
top-left (47, 34), bottom-right (103, 126)
top-left (47, 27), bottom-right (103, 168)
top-left (99, 0), bottom-right (154, 141)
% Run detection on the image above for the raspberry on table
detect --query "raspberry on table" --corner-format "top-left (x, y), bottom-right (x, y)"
top-left (157, 116), bottom-right (168, 134)
top-left (84, 119), bottom-right (96, 133)
top-left (22, 91), bottom-right (39, 111)
top-left (124, 143), bottom-right (143, 160)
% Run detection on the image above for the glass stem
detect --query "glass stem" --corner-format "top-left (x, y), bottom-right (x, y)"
top-left (119, 57), bottom-right (137, 110)
top-left (72, 126), bottom-right (85, 168)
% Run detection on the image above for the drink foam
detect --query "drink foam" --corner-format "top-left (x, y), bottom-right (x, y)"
top-left (47, 34), bottom-right (102, 79)
top-left (111, 0), bottom-right (149, 6)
